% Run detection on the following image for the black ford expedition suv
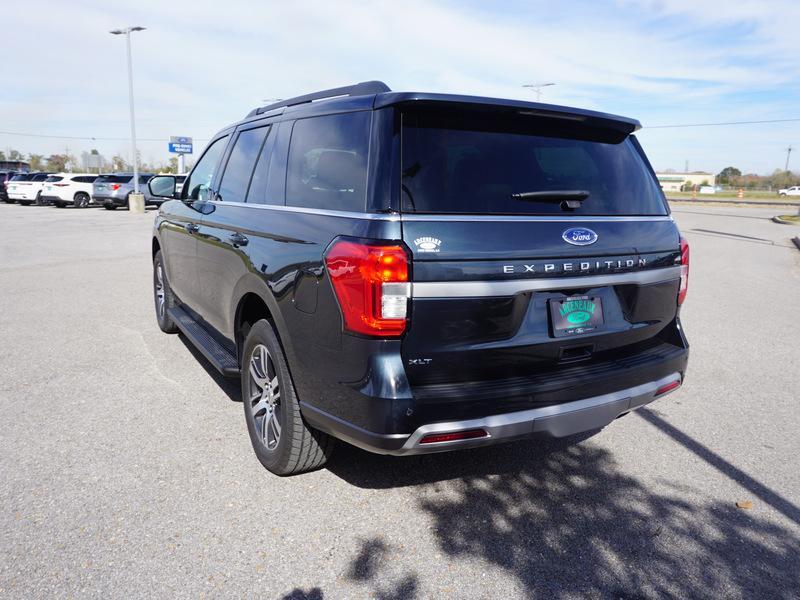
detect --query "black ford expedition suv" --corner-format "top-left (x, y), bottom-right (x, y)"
top-left (149, 81), bottom-right (689, 476)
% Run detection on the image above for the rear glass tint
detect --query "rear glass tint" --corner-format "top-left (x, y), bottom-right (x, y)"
top-left (10, 174), bottom-right (34, 181)
top-left (401, 109), bottom-right (666, 216)
top-left (97, 175), bottom-right (132, 184)
top-left (44, 176), bottom-right (64, 183)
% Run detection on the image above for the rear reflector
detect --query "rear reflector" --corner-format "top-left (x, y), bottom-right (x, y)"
top-left (655, 379), bottom-right (681, 396)
top-left (419, 429), bottom-right (488, 444)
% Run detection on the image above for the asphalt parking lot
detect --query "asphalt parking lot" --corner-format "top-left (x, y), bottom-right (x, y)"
top-left (1, 202), bottom-right (798, 598)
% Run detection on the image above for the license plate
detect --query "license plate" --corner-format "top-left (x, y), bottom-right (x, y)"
top-left (46, 186), bottom-right (52, 191)
top-left (549, 296), bottom-right (604, 337)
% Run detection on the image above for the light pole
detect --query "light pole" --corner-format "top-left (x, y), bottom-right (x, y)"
top-left (522, 82), bottom-right (555, 102)
top-left (110, 26), bottom-right (145, 194)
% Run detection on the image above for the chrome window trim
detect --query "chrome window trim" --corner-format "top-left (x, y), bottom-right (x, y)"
top-left (201, 200), bottom-right (671, 223)
top-left (399, 214), bottom-right (674, 222)
top-left (205, 199), bottom-right (402, 221)
top-left (411, 266), bottom-right (682, 298)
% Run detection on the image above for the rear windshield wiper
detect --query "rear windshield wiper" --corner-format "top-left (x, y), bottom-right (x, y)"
top-left (510, 190), bottom-right (589, 210)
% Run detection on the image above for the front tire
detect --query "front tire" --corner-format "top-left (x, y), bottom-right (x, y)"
top-left (242, 320), bottom-right (334, 475)
top-left (153, 251), bottom-right (179, 333)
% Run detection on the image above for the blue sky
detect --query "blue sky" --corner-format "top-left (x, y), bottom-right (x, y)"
top-left (2, 0), bottom-right (798, 174)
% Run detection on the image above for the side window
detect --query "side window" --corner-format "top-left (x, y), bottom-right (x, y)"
top-left (183, 136), bottom-right (229, 201)
top-left (246, 126), bottom-right (276, 204)
top-left (217, 126), bottom-right (269, 203)
top-left (286, 112), bottom-right (370, 211)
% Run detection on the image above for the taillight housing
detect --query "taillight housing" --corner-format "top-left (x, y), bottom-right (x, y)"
top-left (111, 184), bottom-right (121, 191)
top-left (324, 239), bottom-right (410, 337)
top-left (678, 236), bottom-right (690, 305)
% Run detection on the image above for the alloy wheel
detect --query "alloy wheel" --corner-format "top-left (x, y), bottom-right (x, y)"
top-left (248, 344), bottom-right (282, 450)
top-left (155, 264), bottom-right (166, 318)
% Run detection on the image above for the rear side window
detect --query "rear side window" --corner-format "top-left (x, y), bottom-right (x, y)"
top-left (33, 174), bottom-right (49, 181)
top-left (286, 112), bottom-right (370, 211)
top-left (73, 176), bottom-right (98, 183)
top-left (45, 176), bottom-right (64, 183)
top-left (10, 174), bottom-right (33, 181)
top-left (97, 175), bottom-right (132, 184)
top-left (246, 126), bottom-right (277, 204)
top-left (218, 126), bottom-right (270, 202)
top-left (401, 109), bottom-right (667, 216)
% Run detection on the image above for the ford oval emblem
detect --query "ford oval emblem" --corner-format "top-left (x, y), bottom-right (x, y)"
top-left (562, 227), bottom-right (598, 246)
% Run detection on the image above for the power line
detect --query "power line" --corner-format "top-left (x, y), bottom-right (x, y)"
top-left (644, 118), bottom-right (800, 129)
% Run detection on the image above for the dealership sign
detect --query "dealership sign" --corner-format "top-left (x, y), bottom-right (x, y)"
top-left (168, 136), bottom-right (193, 154)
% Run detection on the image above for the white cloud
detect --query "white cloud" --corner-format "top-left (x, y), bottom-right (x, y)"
top-left (1, 0), bottom-right (797, 173)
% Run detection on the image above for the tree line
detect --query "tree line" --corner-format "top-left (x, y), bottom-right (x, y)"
top-left (716, 166), bottom-right (799, 190)
top-left (0, 148), bottom-right (190, 174)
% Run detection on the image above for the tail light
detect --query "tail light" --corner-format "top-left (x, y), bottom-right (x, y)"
top-left (655, 379), bottom-right (681, 396)
top-left (678, 236), bottom-right (690, 305)
top-left (53, 183), bottom-right (69, 187)
top-left (324, 239), bottom-right (410, 337)
top-left (111, 184), bottom-right (121, 191)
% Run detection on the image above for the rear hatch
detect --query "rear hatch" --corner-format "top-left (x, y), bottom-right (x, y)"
top-left (398, 105), bottom-right (685, 418)
top-left (94, 175), bottom-right (132, 195)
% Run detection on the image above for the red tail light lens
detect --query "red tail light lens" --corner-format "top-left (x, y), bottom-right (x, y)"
top-left (678, 236), bottom-right (690, 305)
top-left (111, 184), bottom-right (121, 191)
top-left (324, 240), bottom-right (410, 337)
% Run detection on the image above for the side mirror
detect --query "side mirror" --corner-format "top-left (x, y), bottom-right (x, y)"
top-left (148, 175), bottom-right (177, 198)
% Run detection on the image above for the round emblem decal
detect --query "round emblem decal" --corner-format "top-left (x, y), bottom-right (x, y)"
top-left (562, 227), bottom-right (598, 246)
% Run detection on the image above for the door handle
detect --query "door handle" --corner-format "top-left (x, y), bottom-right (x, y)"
top-left (229, 232), bottom-right (249, 248)
top-left (185, 223), bottom-right (200, 234)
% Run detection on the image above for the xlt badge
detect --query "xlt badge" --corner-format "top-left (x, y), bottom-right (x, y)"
top-left (562, 227), bottom-right (598, 246)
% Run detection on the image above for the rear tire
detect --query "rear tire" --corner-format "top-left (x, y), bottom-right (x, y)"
top-left (242, 320), bottom-right (335, 475)
top-left (19, 200), bottom-right (32, 206)
top-left (74, 192), bottom-right (90, 208)
top-left (54, 201), bottom-right (65, 208)
top-left (104, 203), bottom-right (117, 210)
top-left (153, 251), bottom-right (179, 334)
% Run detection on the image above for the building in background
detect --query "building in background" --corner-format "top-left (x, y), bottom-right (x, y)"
top-left (0, 160), bottom-right (30, 172)
top-left (656, 171), bottom-right (716, 192)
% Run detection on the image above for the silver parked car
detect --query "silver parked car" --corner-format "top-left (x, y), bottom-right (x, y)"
top-left (92, 173), bottom-right (158, 210)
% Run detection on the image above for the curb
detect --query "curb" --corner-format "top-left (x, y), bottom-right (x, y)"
top-left (667, 198), bottom-right (800, 207)
top-left (771, 216), bottom-right (800, 225)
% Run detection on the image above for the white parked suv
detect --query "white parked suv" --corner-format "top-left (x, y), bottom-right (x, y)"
top-left (40, 174), bottom-right (101, 208)
top-left (6, 173), bottom-right (53, 205)
top-left (777, 186), bottom-right (800, 196)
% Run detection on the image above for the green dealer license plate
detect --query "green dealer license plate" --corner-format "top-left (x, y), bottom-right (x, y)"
top-left (549, 296), bottom-right (604, 337)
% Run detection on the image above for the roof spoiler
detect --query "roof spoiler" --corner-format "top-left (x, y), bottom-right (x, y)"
top-left (246, 81), bottom-right (391, 118)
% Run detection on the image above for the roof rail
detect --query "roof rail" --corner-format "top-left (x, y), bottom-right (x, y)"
top-left (246, 81), bottom-right (391, 117)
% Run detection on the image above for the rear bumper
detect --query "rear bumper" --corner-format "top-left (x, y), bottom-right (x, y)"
top-left (303, 371), bottom-right (683, 455)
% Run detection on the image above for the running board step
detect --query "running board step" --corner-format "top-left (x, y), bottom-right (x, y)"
top-left (168, 306), bottom-right (240, 377)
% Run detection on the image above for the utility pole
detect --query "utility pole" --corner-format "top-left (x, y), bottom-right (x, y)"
top-left (786, 145), bottom-right (792, 172)
top-left (522, 83), bottom-right (556, 102)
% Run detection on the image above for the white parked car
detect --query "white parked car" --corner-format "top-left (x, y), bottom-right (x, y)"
top-left (6, 172), bottom-right (53, 205)
top-left (778, 186), bottom-right (800, 196)
top-left (40, 173), bottom-right (101, 208)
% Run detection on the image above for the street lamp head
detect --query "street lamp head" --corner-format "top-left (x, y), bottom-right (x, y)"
top-left (110, 26), bottom-right (146, 35)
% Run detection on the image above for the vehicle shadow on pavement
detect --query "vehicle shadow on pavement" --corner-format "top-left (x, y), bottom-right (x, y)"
top-left (324, 436), bottom-right (800, 598)
top-left (177, 335), bottom-right (241, 402)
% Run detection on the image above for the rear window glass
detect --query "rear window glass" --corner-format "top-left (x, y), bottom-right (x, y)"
top-left (286, 112), bottom-right (370, 211)
top-left (45, 176), bottom-right (64, 183)
top-left (97, 175), bottom-right (132, 183)
top-left (33, 174), bottom-right (49, 181)
top-left (401, 109), bottom-right (667, 216)
top-left (10, 174), bottom-right (34, 181)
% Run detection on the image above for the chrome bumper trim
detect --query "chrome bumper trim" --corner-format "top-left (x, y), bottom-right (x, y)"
top-left (392, 372), bottom-right (681, 455)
